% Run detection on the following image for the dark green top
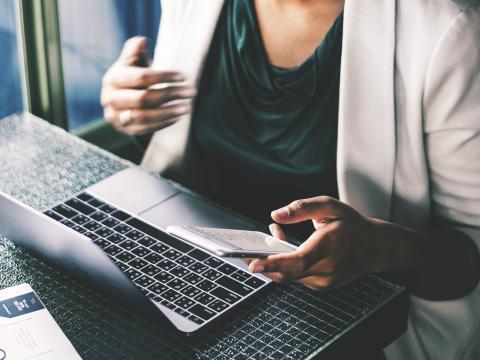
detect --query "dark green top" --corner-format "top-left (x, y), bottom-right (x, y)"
top-left (193, 0), bottom-right (343, 238)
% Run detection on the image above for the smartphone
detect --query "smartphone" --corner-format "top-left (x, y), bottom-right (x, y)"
top-left (166, 226), bottom-right (298, 258)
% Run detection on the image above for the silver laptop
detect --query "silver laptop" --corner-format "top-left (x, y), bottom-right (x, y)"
top-left (0, 167), bottom-right (271, 335)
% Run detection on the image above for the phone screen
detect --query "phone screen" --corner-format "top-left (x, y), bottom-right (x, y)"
top-left (191, 227), bottom-right (296, 253)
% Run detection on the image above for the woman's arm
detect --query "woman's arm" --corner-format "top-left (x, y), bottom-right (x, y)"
top-left (248, 197), bottom-right (480, 300)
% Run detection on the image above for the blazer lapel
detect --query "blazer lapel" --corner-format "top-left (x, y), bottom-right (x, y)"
top-left (337, 0), bottom-right (397, 220)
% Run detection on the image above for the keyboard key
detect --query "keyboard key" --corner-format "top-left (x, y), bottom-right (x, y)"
top-left (151, 243), bottom-right (169, 254)
top-left (188, 314), bottom-right (204, 325)
top-left (197, 280), bottom-right (216, 292)
top-left (189, 262), bottom-right (208, 274)
top-left (195, 292), bottom-right (215, 306)
top-left (119, 239), bottom-right (138, 251)
top-left (218, 263), bottom-right (236, 275)
top-left (72, 214), bottom-right (89, 225)
top-left (99, 204), bottom-right (116, 214)
top-left (175, 296), bottom-right (195, 310)
top-left (114, 224), bottom-right (133, 234)
top-left (84, 232), bottom-right (99, 241)
top-left (136, 275), bottom-right (154, 288)
top-left (128, 258), bottom-right (148, 270)
top-left (161, 289), bottom-right (181, 302)
top-left (183, 273), bottom-right (203, 285)
top-left (65, 198), bottom-right (95, 215)
top-left (145, 253), bottom-right (163, 264)
top-left (102, 217), bottom-right (120, 228)
top-left (44, 210), bottom-right (63, 221)
top-left (72, 225), bottom-right (87, 234)
top-left (115, 261), bottom-right (129, 272)
top-left (77, 193), bottom-right (93, 202)
top-left (111, 210), bottom-right (130, 221)
top-left (125, 230), bottom-right (144, 241)
top-left (91, 211), bottom-right (108, 222)
top-left (173, 307), bottom-right (189, 317)
top-left (148, 282), bottom-right (168, 295)
top-left (157, 259), bottom-right (176, 271)
top-left (138, 236), bottom-right (156, 248)
top-left (210, 287), bottom-right (241, 304)
top-left (177, 255), bottom-right (195, 267)
top-left (231, 270), bottom-right (250, 282)
top-left (131, 246), bottom-right (150, 257)
top-left (53, 204), bottom-right (78, 218)
top-left (104, 245), bottom-right (122, 256)
top-left (142, 264), bottom-right (161, 277)
top-left (189, 304), bottom-right (216, 321)
top-left (84, 221), bottom-right (101, 231)
top-left (216, 276), bottom-right (253, 296)
top-left (93, 238), bottom-right (110, 249)
top-left (208, 299), bottom-right (229, 312)
top-left (170, 266), bottom-right (190, 278)
top-left (87, 198), bottom-right (105, 208)
top-left (155, 271), bottom-right (174, 283)
top-left (125, 268), bottom-right (141, 281)
top-left (115, 251), bottom-right (135, 263)
top-left (203, 269), bottom-right (222, 281)
top-left (60, 219), bottom-right (75, 228)
top-left (188, 248), bottom-right (210, 261)
top-left (167, 278), bottom-right (188, 291)
top-left (107, 233), bottom-right (126, 244)
top-left (126, 218), bottom-right (194, 253)
top-left (95, 227), bottom-right (114, 238)
top-left (245, 277), bottom-right (266, 289)
top-left (181, 285), bottom-right (201, 298)
top-left (204, 257), bottom-right (222, 268)
top-left (164, 249), bottom-right (182, 261)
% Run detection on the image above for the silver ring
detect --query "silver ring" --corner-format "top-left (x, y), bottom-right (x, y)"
top-left (119, 109), bottom-right (133, 126)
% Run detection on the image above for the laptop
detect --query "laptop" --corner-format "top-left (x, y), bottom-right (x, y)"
top-left (0, 167), bottom-right (273, 335)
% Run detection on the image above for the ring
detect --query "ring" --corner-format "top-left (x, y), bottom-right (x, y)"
top-left (119, 109), bottom-right (133, 126)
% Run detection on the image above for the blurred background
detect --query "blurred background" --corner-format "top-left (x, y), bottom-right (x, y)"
top-left (0, 0), bottom-right (161, 162)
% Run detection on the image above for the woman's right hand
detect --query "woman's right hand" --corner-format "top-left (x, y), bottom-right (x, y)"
top-left (101, 36), bottom-right (196, 135)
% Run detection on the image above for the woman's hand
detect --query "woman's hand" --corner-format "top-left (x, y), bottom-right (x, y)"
top-left (248, 196), bottom-right (387, 290)
top-left (101, 36), bottom-right (196, 135)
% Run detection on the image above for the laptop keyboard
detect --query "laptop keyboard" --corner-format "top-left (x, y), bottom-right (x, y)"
top-left (43, 193), bottom-right (267, 326)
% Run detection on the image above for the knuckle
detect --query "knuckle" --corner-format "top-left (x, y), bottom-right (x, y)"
top-left (291, 199), bottom-right (306, 214)
top-left (134, 91), bottom-right (149, 106)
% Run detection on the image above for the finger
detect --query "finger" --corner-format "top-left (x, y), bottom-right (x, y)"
top-left (249, 229), bottom-right (331, 274)
top-left (271, 196), bottom-right (344, 224)
top-left (104, 67), bottom-right (185, 89)
top-left (269, 223), bottom-right (286, 240)
top-left (105, 104), bottom-right (190, 134)
top-left (120, 117), bottom-right (181, 136)
top-left (118, 36), bottom-right (149, 66)
top-left (296, 275), bottom-right (336, 290)
top-left (101, 86), bottom-right (196, 110)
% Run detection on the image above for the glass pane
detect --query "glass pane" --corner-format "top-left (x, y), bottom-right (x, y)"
top-left (0, 1), bottom-right (23, 118)
top-left (58, 0), bottom-right (161, 130)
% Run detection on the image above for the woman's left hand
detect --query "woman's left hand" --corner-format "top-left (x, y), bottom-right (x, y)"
top-left (248, 196), bottom-right (387, 290)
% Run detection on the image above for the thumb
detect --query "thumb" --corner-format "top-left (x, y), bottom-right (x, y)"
top-left (271, 196), bottom-right (343, 224)
top-left (118, 36), bottom-right (149, 66)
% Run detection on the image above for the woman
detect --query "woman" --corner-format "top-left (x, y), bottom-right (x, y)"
top-left (101, 0), bottom-right (480, 359)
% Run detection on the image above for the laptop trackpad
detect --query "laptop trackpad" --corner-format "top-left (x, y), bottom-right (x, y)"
top-left (140, 192), bottom-right (258, 231)
top-left (87, 168), bottom-right (178, 215)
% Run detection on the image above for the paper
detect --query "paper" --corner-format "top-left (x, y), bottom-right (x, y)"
top-left (0, 283), bottom-right (82, 360)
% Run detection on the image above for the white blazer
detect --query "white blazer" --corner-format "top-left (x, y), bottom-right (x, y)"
top-left (142, 1), bottom-right (480, 359)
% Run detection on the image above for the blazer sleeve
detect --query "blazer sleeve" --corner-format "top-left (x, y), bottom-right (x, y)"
top-left (423, 5), bottom-right (480, 246)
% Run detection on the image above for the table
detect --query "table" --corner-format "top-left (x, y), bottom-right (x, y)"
top-left (0, 113), bottom-right (407, 359)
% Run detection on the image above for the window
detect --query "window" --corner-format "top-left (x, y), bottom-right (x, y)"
top-left (0, 0), bottom-right (23, 118)
top-left (58, 0), bottom-right (161, 130)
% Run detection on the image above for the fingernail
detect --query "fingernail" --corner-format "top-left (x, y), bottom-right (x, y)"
top-left (269, 224), bottom-right (276, 234)
top-left (272, 207), bottom-right (289, 220)
top-left (249, 264), bottom-right (265, 273)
